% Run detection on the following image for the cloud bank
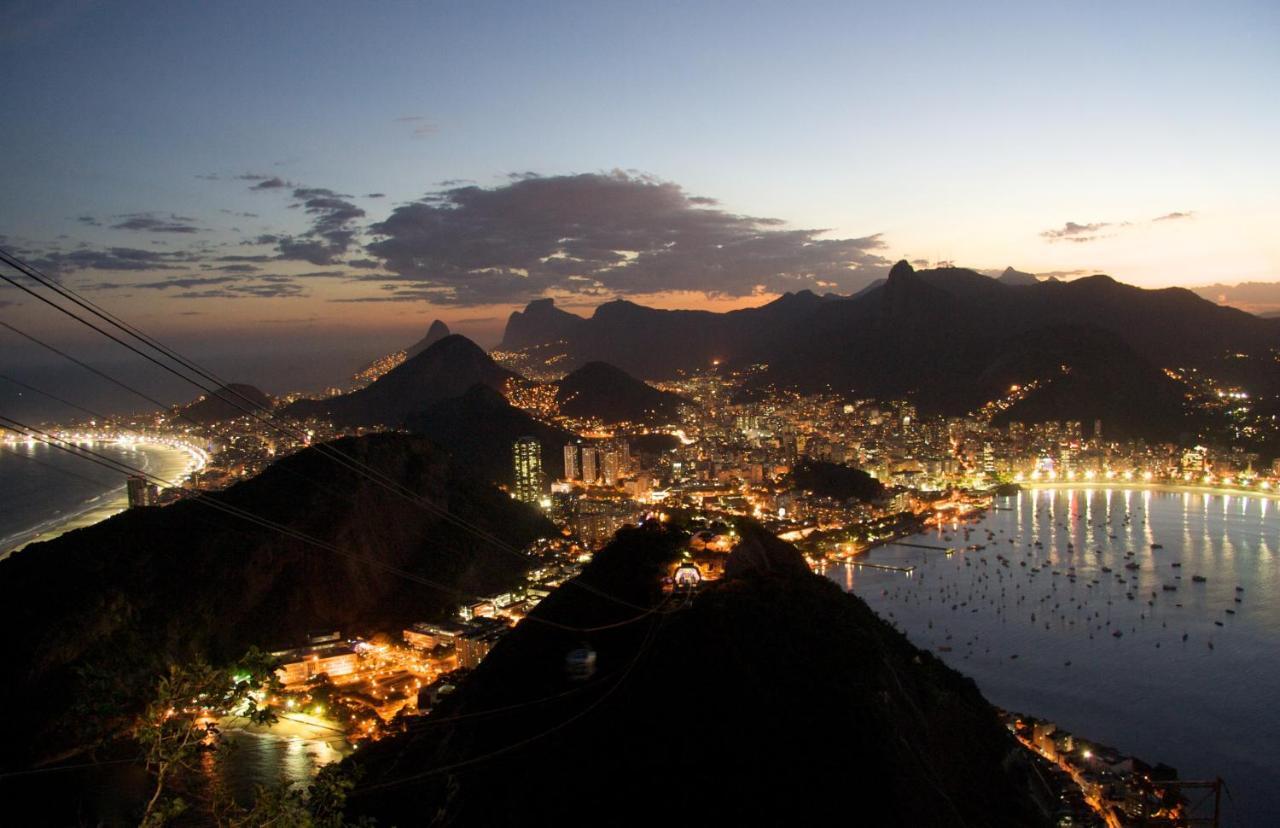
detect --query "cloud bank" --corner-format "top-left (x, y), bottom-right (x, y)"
top-left (364, 171), bottom-right (889, 304)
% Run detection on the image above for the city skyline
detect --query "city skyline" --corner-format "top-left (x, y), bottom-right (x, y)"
top-left (2, 0), bottom-right (1278, 354)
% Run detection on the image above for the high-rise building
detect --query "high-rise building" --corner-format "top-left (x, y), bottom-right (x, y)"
top-left (601, 447), bottom-right (620, 485)
top-left (512, 436), bottom-right (543, 503)
top-left (563, 443), bottom-right (580, 480)
top-left (581, 446), bottom-right (599, 484)
top-left (126, 475), bottom-right (157, 508)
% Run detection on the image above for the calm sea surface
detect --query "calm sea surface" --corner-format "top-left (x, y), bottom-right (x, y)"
top-left (827, 487), bottom-right (1279, 827)
top-left (0, 438), bottom-right (197, 557)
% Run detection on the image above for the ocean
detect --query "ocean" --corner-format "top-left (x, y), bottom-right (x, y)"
top-left (0, 438), bottom-right (200, 557)
top-left (827, 486), bottom-right (1279, 826)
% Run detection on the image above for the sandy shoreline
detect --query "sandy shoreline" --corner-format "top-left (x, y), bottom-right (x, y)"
top-left (0, 439), bottom-right (205, 557)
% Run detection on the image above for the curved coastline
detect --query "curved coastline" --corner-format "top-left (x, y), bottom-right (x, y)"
top-left (0, 437), bottom-right (206, 558)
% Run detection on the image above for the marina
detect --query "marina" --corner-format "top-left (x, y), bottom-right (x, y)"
top-left (826, 486), bottom-right (1280, 826)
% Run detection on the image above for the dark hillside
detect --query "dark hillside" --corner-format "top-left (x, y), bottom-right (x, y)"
top-left (348, 523), bottom-right (1050, 826)
top-left (0, 433), bottom-right (552, 768)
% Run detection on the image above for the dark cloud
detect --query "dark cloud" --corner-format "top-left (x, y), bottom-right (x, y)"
top-left (345, 258), bottom-right (381, 269)
top-left (1154, 211), bottom-right (1194, 222)
top-left (1039, 221), bottom-right (1111, 243)
top-left (171, 280), bottom-right (305, 300)
top-left (262, 187), bottom-right (366, 265)
top-left (213, 263), bottom-right (261, 273)
top-left (365, 193), bottom-right (386, 199)
top-left (250, 177), bottom-right (289, 190)
top-left (76, 215), bottom-right (101, 226)
top-left (29, 246), bottom-right (196, 275)
top-left (363, 171), bottom-right (889, 305)
top-left (216, 254), bottom-right (273, 263)
top-left (110, 213), bottom-right (203, 233)
top-left (93, 275), bottom-right (239, 291)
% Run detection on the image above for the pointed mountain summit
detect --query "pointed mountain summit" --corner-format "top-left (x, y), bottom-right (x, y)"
top-left (405, 319), bottom-right (451, 359)
top-left (500, 298), bottom-right (586, 350)
top-left (885, 259), bottom-right (916, 282)
top-left (998, 266), bottom-right (1040, 287)
top-left (284, 334), bottom-right (517, 427)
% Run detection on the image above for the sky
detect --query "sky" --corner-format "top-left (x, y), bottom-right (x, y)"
top-left (1, 0), bottom-right (1278, 398)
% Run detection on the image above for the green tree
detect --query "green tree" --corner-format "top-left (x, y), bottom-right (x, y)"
top-left (134, 649), bottom-right (280, 826)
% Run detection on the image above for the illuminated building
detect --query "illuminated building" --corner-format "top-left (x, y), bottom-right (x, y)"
top-left (457, 618), bottom-right (511, 669)
top-left (572, 497), bottom-right (639, 549)
top-left (513, 436), bottom-right (543, 503)
top-left (273, 641), bottom-right (360, 686)
top-left (581, 446), bottom-right (599, 484)
top-left (563, 442), bottom-right (580, 480)
top-left (403, 621), bottom-right (464, 650)
top-left (126, 474), bottom-right (157, 508)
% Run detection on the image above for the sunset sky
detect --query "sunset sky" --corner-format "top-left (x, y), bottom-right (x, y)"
top-left (2, 0), bottom-right (1277, 367)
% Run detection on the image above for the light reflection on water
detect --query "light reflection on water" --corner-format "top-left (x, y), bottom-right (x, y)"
top-left (214, 727), bottom-right (351, 804)
top-left (827, 487), bottom-right (1279, 827)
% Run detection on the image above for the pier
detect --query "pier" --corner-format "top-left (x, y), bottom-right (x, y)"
top-left (885, 542), bottom-right (951, 552)
top-left (848, 561), bottom-right (916, 574)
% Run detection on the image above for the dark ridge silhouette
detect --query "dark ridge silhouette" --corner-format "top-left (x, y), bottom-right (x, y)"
top-left (491, 263), bottom-right (1280, 440)
top-left (984, 325), bottom-right (1191, 438)
top-left (787, 458), bottom-right (886, 503)
top-left (554, 361), bottom-right (686, 424)
top-left (495, 260), bottom-right (1279, 437)
top-left (175, 383), bottom-right (271, 424)
top-left (0, 433), bottom-right (552, 770)
top-left (283, 334), bottom-right (517, 427)
top-left (499, 298), bottom-right (586, 350)
top-left (407, 384), bottom-right (577, 487)
top-left (405, 319), bottom-right (451, 359)
top-left (347, 523), bottom-right (1050, 826)
top-left (998, 266), bottom-right (1040, 286)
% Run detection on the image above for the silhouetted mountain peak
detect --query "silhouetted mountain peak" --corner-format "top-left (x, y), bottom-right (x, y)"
top-left (886, 259), bottom-right (916, 281)
top-left (283, 334), bottom-right (515, 427)
top-left (177, 383), bottom-right (272, 424)
top-left (556, 361), bottom-right (685, 424)
top-left (405, 319), bottom-right (451, 358)
top-left (500, 298), bottom-right (586, 350)
top-left (999, 266), bottom-right (1040, 287)
top-left (414, 332), bottom-right (487, 361)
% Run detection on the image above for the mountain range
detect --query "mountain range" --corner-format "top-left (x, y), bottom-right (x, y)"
top-left (497, 262), bottom-right (1280, 437)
